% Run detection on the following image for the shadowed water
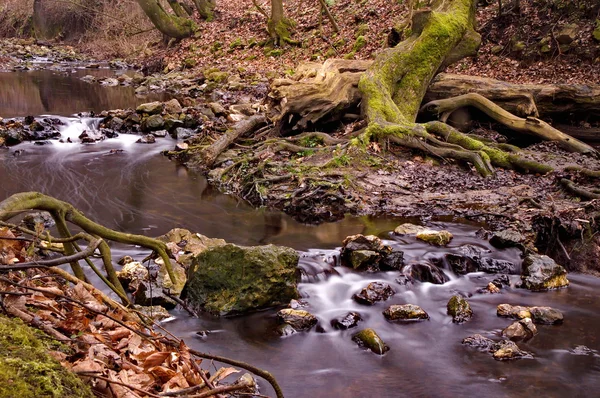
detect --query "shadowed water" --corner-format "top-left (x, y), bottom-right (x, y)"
top-left (1, 71), bottom-right (599, 397)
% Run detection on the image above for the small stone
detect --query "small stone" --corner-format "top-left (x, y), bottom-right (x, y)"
top-left (462, 334), bottom-right (496, 351)
top-left (277, 323), bottom-right (297, 337)
top-left (416, 229), bottom-right (453, 246)
top-left (492, 340), bottom-right (533, 360)
top-left (482, 282), bottom-right (500, 294)
top-left (277, 309), bottom-right (318, 331)
top-left (501, 318), bottom-right (537, 341)
top-left (133, 305), bottom-right (172, 322)
top-left (136, 134), bottom-right (156, 144)
top-left (395, 274), bottom-right (414, 285)
top-left (497, 304), bottom-right (531, 320)
top-left (117, 261), bottom-right (149, 292)
top-left (331, 312), bottom-right (363, 330)
top-left (353, 282), bottom-right (395, 305)
top-left (447, 295), bottom-right (473, 324)
top-left (352, 328), bottom-right (389, 355)
top-left (383, 304), bottom-right (429, 321)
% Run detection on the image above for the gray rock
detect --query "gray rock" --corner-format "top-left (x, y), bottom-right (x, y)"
top-left (406, 262), bottom-right (449, 284)
top-left (136, 134), bottom-right (156, 144)
top-left (174, 127), bottom-right (195, 140)
top-left (277, 323), bottom-right (297, 337)
top-left (462, 334), bottom-right (496, 351)
top-left (492, 340), bottom-right (533, 360)
top-left (383, 304), bottom-right (429, 321)
top-left (79, 129), bottom-right (105, 143)
top-left (529, 306), bottom-right (564, 324)
top-left (489, 229), bottom-right (525, 249)
top-left (185, 243), bottom-right (300, 316)
top-left (22, 211), bottom-right (55, 229)
top-left (331, 312), bottom-right (362, 330)
top-left (447, 295), bottom-right (473, 324)
top-left (497, 304), bottom-right (531, 319)
top-left (163, 99), bottom-right (182, 114)
top-left (277, 309), bottom-right (317, 331)
top-left (353, 282), bottom-right (395, 305)
top-left (142, 114), bottom-right (164, 131)
top-left (352, 328), bottom-right (389, 355)
top-left (151, 130), bottom-right (168, 138)
top-left (521, 253), bottom-right (569, 291)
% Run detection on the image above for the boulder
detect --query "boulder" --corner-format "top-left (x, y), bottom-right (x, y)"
top-left (163, 99), bottom-right (183, 114)
top-left (331, 312), bottom-right (362, 330)
top-left (277, 309), bottom-right (318, 331)
top-left (529, 306), bottom-right (564, 324)
top-left (383, 304), bottom-right (429, 321)
top-left (142, 114), bottom-right (164, 131)
top-left (184, 243), bottom-right (300, 316)
top-left (492, 340), bottom-right (533, 360)
top-left (447, 295), bottom-right (473, 324)
top-left (489, 229), bottom-right (525, 249)
top-left (136, 101), bottom-right (164, 114)
top-left (340, 234), bottom-right (403, 271)
top-left (353, 282), bottom-right (395, 305)
top-left (157, 228), bottom-right (227, 269)
top-left (462, 334), bottom-right (496, 351)
top-left (405, 262), bottom-right (449, 284)
top-left (352, 328), bottom-right (389, 355)
top-left (521, 253), bottom-right (569, 291)
top-left (501, 318), bottom-right (537, 341)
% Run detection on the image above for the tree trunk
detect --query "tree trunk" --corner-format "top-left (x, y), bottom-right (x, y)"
top-left (136, 0), bottom-right (195, 39)
top-left (167, 0), bottom-right (189, 18)
top-left (192, 0), bottom-right (216, 21)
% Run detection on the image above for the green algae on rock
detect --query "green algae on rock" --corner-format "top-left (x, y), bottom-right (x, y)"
top-left (447, 295), bottom-right (473, 324)
top-left (0, 315), bottom-right (93, 398)
top-left (521, 253), bottom-right (569, 291)
top-left (185, 243), bottom-right (300, 315)
top-left (352, 328), bottom-right (389, 355)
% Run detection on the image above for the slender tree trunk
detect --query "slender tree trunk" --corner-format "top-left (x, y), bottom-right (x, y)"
top-left (167, 0), bottom-right (188, 18)
top-left (136, 0), bottom-right (195, 39)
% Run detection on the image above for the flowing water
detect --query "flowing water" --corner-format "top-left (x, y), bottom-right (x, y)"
top-left (1, 70), bottom-right (600, 397)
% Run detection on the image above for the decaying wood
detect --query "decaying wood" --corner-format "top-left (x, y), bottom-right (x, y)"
top-left (269, 59), bottom-right (371, 134)
top-left (200, 114), bottom-right (267, 167)
top-left (426, 73), bottom-right (600, 118)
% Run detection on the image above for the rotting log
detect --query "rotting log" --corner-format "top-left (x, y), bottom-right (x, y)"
top-left (426, 73), bottom-right (600, 118)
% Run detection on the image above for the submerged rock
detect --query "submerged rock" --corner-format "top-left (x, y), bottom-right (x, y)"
top-left (277, 309), bottom-right (318, 331)
top-left (447, 295), bottom-right (473, 324)
top-left (501, 317), bottom-right (537, 341)
top-left (492, 340), bottom-right (533, 360)
top-left (521, 253), bottom-right (569, 291)
top-left (352, 328), bottom-right (389, 355)
top-left (184, 243), bottom-right (300, 316)
top-left (462, 334), bottom-right (496, 351)
top-left (383, 304), bottom-right (429, 321)
top-left (331, 312), bottom-right (363, 330)
top-left (353, 282), bottom-right (395, 305)
top-left (405, 262), bottom-right (449, 284)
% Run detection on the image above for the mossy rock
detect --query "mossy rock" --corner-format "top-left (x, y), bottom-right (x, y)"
top-left (521, 253), bottom-right (569, 291)
top-left (185, 244), bottom-right (300, 315)
top-left (0, 315), bottom-right (93, 398)
top-left (352, 328), bottom-right (389, 355)
top-left (447, 295), bottom-right (473, 324)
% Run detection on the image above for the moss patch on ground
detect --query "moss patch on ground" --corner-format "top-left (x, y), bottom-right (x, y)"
top-left (0, 314), bottom-right (93, 398)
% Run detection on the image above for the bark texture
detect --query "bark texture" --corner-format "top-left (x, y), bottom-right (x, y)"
top-left (136, 0), bottom-right (195, 39)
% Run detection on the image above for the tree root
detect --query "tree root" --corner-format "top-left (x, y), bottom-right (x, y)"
top-left (0, 192), bottom-right (178, 300)
top-left (560, 179), bottom-right (600, 200)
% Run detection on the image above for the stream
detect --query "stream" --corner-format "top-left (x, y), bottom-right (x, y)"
top-left (1, 69), bottom-right (600, 397)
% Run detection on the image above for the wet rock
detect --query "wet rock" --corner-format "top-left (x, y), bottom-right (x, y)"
top-left (277, 323), bottom-right (297, 337)
top-left (157, 228), bottom-right (227, 269)
top-left (492, 274), bottom-right (510, 288)
top-left (106, 117), bottom-right (124, 131)
top-left (1, 128), bottom-right (26, 146)
top-left (447, 295), bottom-right (473, 324)
top-left (347, 250), bottom-right (380, 270)
top-left (394, 223), bottom-right (453, 246)
top-left (444, 245), bottom-right (517, 275)
top-left (497, 304), bottom-right (531, 320)
top-left (79, 129), bottom-right (105, 143)
top-left (380, 250), bottom-right (404, 271)
top-left (151, 130), bottom-right (168, 138)
top-left (501, 318), bottom-right (537, 341)
top-left (174, 127), bottom-right (195, 140)
top-left (136, 101), bottom-right (163, 115)
top-left (22, 211), bottom-right (55, 229)
top-left (478, 282), bottom-right (501, 294)
top-left (479, 257), bottom-right (518, 274)
top-left (133, 305), bottom-right (172, 322)
top-left (529, 306), bottom-right (564, 324)
top-left (492, 340), bottom-right (533, 360)
top-left (164, 118), bottom-right (184, 133)
top-left (353, 282), bottom-right (395, 305)
top-left (117, 261), bottom-right (148, 292)
top-left (395, 274), bottom-right (414, 285)
top-left (331, 312), bottom-right (363, 330)
top-left (342, 234), bottom-right (384, 255)
top-left (29, 120), bottom-right (44, 131)
top-left (142, 114), bottom-right (164, 131)
top-left (289, 299), bottom-right (309, 309)
top-left (163, 99), bottom-right (182, 114)
top-left (277, 309), bottom-right (318, 331)
top-left (462, 334), bottom-right (496, 351)
top-left (406, 262), bottom-right (449, 284)
top-left (489, 229), bottom-right (525, 249)
top-left (521, 253), bottom-right (569, 291)
top-left (136, 134), bottom-right (156, 144)
top-left (340, 234), bottom-right (402, 271)
top-left (185, 243), bottom-right (300, 316)
top-left (383, 304), bottom-right (429, 321)
top-left (117, 255), bottom-right (134, 266)
top-left (102, 77), bottom-right (119, 87)
top-left (352, 328), bottom-right (389, 355)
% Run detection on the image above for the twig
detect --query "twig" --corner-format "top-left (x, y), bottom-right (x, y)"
top-left (188, 380), bottom-right (252, 398)
top-left (75, 372), bottom-right (162, 398)
top-left (162, 289), bottom-right (199, 317)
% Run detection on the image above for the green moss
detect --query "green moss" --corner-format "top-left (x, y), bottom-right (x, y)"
top-left (356, 23), bottom-right (369, 38)
top-left (594, 20), bottom-right (600, 42)
top-left (0, 315), bottom-right (92, 398)
top-left (229, 38), bottom-right (244, 49)
top-left (268, 49), bottom-right (284, 57)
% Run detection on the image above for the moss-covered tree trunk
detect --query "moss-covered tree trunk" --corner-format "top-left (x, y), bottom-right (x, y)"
top-left (192, 0), bottom-right (216, 21)
top-left (136, 0), bottom-right (195, 39)
top-left (267, 0), bottom-right (296, 45)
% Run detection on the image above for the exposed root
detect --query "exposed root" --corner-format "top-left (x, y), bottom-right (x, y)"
top-left (560, 179), bottom-right (600, 200)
